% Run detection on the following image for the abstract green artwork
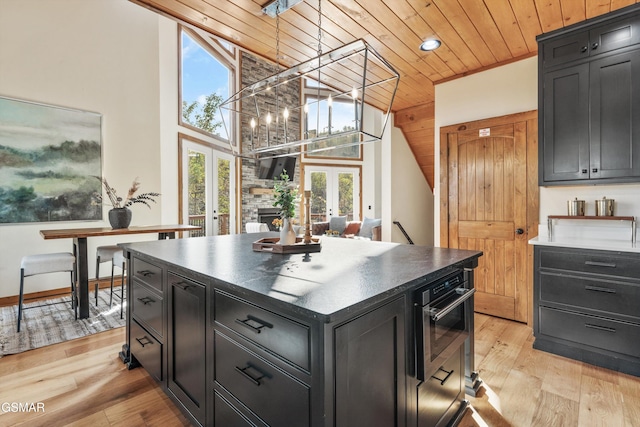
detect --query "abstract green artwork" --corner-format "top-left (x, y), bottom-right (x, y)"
top-left (0, 96), bottom-right (102, 223)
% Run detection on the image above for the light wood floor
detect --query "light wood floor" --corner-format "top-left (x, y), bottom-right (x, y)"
top-left (461, 314), bottom-right (640, 427)
top-left (0, 314), bottom-right (638, 426)
top-left (0, 327), bottom-right (190, 426)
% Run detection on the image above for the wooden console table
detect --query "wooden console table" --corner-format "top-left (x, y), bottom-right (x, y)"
top-left (40, 224), bottom-right (201, 319)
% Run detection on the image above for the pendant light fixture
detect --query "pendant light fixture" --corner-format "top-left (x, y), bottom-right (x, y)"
top-left (220, 0), bottom-right (400, 159)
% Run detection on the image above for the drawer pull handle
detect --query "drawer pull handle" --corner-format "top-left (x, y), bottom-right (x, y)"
top-left (137, 270), bottom-right (155, 277)
top-left (135, 336), bottom-right (153, 347)
top-left (585, 285), bottom-right (616, 294)
top-left (235, 365), bottom-right (265, 386)
top-left (172, 281), bottom-right (192, 291)
top-left (431, 368), bottom-right (454, 386)
top-left (585, 323), bottom-right (616, 333)
top-left (137, 296), bottom-right (155, 305)
top-left (235, 315), bottom-right (273, 334)
top-left (584, 261), bottom-right (616, 268)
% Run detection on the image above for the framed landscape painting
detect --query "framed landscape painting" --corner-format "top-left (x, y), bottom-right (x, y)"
top-left (0, 96), bottom-right (102, 224)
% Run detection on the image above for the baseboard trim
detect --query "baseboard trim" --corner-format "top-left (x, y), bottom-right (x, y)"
top-left (0, 276), bottom-right (123, 307)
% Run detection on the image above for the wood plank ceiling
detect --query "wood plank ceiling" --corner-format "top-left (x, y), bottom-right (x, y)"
top-left (131, 0), bottom-right (638, 189)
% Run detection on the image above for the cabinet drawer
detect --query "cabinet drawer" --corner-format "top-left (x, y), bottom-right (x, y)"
top-left (540, 272), bottom-right (640, 319)
top-left (132, 280), bottom-right (163, 338)
top-left (538, 306), bottom-right (640, 357)
top-left (215, 332), bottom-right (310, 427)
top-left (131, 258), bottom-right (163, 292)
top-left (539, 248), bottom-right (640, 278)
top-left (215, 392), bottom-right (267, 427)
top-left (130, 320), bottom-right (162, 382)
top-left (418, 346), bottom-right (464, 427)
top-left (215, 290), bottom-right (310, 371)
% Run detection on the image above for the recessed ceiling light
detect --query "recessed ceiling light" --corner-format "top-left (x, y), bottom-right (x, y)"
top-left (419, 39), bottom-right (441, 51)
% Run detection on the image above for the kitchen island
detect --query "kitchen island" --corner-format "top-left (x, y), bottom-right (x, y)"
top-left (120, 233), bottom-right (482, 426)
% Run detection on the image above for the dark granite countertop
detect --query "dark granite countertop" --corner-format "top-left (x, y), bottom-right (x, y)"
top-left (122, 233), bottom-right (482, 322)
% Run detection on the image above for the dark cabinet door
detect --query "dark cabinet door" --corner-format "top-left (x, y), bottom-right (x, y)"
top-left (542, 63), bottom-right (590, 183)
top-left (543, 14), bottom-right (640, 69)
top-left (589, 15), bottom-right (640, 57)
top-left (542, 31), bottom-right (590, 68)
top-left (334, 297), bottom-right (406, 427)
top-left (168, 273), bottom-right (206, 426)
top-left (589, 49), bottom-right (640, 179)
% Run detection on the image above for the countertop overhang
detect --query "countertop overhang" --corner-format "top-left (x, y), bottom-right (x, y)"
top-left (122, 233), bottom-right (482, 322)
top-left (529, 235), bottom-right (640, 253)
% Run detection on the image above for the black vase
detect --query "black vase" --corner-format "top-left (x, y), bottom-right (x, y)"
top-left (108, 208), bottom-right (132, 229)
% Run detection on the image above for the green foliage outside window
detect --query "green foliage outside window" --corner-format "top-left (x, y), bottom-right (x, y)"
top-left (188, 151), bottom-right (205, 216)
top-left (217, 158), bottom-right (230, 214)
top-left (182, 93), bottom-right (224, 135)
top-left (310, 172), bottom-right (326, 219)
top-left (338, 172), bottom-right (353, 218)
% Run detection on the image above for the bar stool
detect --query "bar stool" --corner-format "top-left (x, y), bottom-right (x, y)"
top-left (95, 245), bottom-right (121, 306)
top-left (112, 250), bottom-right (126, 319)
top-left (18, 252), bottom-right (76, 333)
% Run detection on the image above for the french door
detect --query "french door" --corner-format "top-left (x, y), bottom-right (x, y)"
top-left (303, 165), bottom-right (360, 222)
top-left (180, 137), bottom-right (235, 236)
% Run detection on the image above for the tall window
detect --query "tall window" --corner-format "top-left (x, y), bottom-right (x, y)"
top-left (303, 80), bottom-right (362, 159)
top-left (180, 27), bottom-right (235, 142)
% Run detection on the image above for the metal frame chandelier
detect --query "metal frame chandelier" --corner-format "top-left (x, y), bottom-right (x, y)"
top-left (220, 0), bottom-right (400, 159)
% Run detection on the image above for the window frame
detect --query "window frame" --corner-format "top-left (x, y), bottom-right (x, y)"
top-left (178, 25), bottom-right (237, 147)
top-left (301, 163), bottom-right (363, 222)
top-left (178, 132), bottom-right (237, 235)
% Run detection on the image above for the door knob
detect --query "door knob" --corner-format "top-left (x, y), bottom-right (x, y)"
top-left (515, 228), bottom-right (524, 235)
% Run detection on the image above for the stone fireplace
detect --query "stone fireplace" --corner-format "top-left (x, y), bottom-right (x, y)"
top-left (240, 51), bottom-right (301, 233)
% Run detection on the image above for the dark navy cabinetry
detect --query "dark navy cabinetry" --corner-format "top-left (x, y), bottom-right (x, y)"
top-left (121, 234), bottom-right (481, 426)
top-left (167, 272), bottom-right (207, 426)
top-left (127, 256), bottom-right (164, 383)
top-left (533, 246), bottom-right (640, 376)
top-left (538, 4), bottom-right (640, 185)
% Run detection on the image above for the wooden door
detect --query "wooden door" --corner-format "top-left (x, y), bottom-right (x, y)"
top-left (440, 111), bottom-right (538, 324)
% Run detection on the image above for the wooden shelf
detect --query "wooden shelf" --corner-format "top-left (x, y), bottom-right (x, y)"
top-left (548, 215), bottom-right (635, 221)
top-left (547, 215), bottom-right (636, 245)
top-left (248, 187), bottom-right (273, 195)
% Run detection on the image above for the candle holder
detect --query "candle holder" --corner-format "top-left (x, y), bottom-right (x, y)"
top-left (304, 190), bottom-right (312, 244)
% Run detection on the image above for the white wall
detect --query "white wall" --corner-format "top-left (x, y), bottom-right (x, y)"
top-left (0, 0), bottom-right (164, 298)
top-left (435, 56), bottom-right (640, 244)
top-left (381, 117), bottom-right (434, 246)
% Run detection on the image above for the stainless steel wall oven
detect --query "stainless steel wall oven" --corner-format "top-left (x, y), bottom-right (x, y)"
top-left (415, 269), bottom-right (475, 427)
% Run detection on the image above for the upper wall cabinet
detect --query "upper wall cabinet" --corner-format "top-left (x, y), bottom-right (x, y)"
top-left (543, 15), bottom-right (640, 68)
top-left (538, 5), bottom-right (640, 186)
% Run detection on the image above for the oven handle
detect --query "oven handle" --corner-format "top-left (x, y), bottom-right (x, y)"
top-left (429, 288), bottom-right (476, 322)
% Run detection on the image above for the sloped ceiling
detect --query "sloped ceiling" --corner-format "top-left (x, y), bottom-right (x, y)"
top-left (131, 0), bottom-right (639, 188)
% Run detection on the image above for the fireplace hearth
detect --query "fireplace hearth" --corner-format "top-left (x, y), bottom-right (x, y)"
top-left (257, 208), bottom-right (280, 231)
